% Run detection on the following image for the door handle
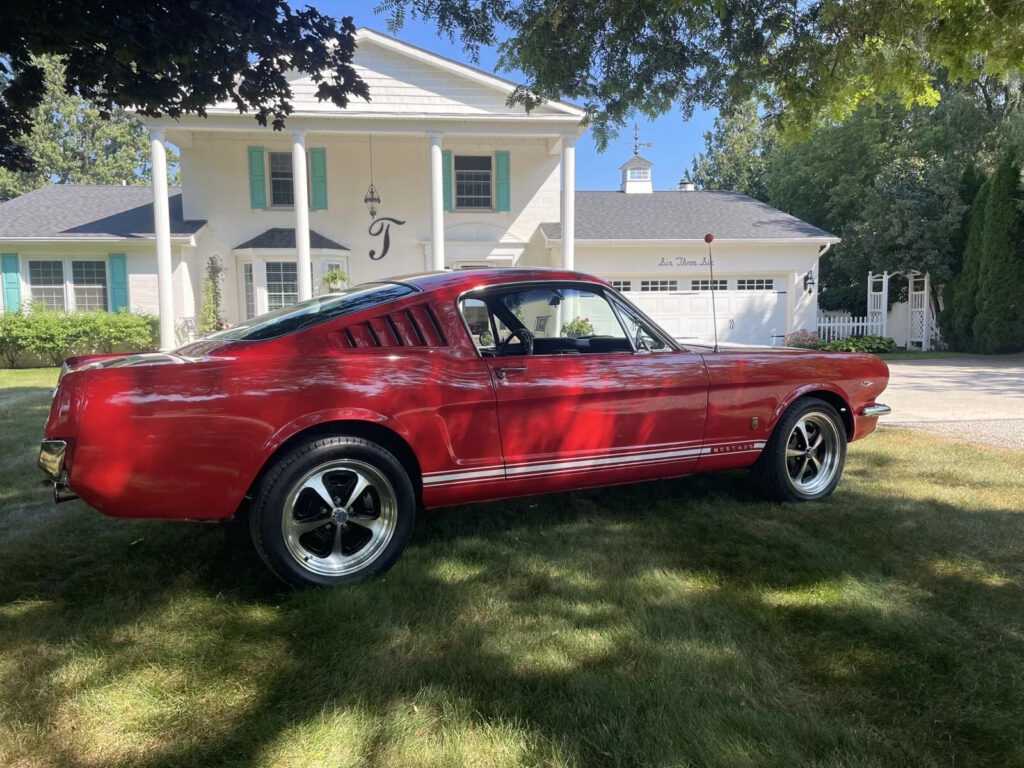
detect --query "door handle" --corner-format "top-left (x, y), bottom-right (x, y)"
top-left (494, 366), bottom-right (526, 386)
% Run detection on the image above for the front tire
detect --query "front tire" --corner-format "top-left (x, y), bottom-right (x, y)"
top-left (753, 397), bottom-right (847, 502)
top-left (250, 437), bottom-right (415, 587)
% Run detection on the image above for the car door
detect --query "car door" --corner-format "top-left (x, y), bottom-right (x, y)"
top-left (462, 283), bottom-right (710, 496)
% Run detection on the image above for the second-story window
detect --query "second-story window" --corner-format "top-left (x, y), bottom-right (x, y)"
top-left (455, 156), bottom-right (492, 209)
top-left (269, 152), bottom-right (294, 207)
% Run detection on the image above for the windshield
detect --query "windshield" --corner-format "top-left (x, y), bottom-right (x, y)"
top-left (209, 282), bottom-right (417, 342)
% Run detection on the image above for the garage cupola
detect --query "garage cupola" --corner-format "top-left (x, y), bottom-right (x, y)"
top-left (620, 155), bottom-right (654, 194)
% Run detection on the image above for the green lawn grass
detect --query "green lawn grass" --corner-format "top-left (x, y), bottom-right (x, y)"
top-left (1, 368), bottom-right (1022, 767)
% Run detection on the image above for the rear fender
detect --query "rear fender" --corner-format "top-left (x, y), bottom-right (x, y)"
top-left (260, 408), bottom-right (414, 463)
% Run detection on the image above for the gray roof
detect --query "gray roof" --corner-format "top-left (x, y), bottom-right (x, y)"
top-left (235, 228), bottom-right (349, 251)
top-left (0, 184), bottom-right (206, 239)
top-left (541, 190), bottom-right (837, 241)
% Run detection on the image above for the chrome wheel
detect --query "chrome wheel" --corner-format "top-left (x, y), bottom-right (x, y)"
top-left (281, 459), bottom-right (398, 577)
top-left (785, 411), bottom-right (842, 496)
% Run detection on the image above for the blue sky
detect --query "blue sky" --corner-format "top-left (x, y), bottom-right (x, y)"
top-left (316, 1), bottom-right (716, 191)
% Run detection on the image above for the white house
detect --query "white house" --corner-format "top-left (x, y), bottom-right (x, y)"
top-left (0, 28), bottom-right (837, 348)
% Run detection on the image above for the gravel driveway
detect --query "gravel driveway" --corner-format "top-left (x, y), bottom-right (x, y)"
top-left (879, 354), bottom-right (1024, 450)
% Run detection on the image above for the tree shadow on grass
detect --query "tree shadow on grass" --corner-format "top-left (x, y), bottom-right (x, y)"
top-left (2, 470), bottom-right (1023, 767)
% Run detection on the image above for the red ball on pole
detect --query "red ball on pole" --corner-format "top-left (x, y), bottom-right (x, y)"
top-left (704, 233), bottom-right (714, 244)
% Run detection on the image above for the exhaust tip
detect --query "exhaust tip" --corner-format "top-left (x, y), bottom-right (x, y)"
top-left (53, 473), bottom-right (78, 504)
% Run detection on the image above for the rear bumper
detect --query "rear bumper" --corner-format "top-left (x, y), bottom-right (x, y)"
top-left (38, 439), bottom-right (66, 479)
top-left (38, 439), bottom-right (79, 503)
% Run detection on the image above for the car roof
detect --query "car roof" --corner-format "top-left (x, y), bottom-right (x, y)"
top-left (391, 267), bottom-right (610, 293)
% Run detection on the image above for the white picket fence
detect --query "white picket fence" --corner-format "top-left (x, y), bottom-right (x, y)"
top-left (816, 315), bottom-right (884, 342)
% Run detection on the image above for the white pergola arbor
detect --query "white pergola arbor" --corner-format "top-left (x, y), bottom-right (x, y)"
top-left (867, 270), bottom-right (934, 351)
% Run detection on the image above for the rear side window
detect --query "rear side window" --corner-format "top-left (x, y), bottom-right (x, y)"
top-left (211, 283), bottom-right (417, 341)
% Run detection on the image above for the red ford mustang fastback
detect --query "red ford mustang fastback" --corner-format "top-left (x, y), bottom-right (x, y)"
top-left (39, 269), bottom-right (890, 587)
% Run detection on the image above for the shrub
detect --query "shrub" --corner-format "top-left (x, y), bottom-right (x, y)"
top-left (0, 311), bottom-right (28, 368)
top-left (818, 335), bottom-right (898, 354)
top-left (783, 329), bottom-right (821, 349)
top-left (0, 307), bottom-right (159, 368)
top-left (198, 256), bottom-right (226, 333)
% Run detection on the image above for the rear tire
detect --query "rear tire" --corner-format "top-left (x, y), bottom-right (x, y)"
top-left (753, 397), bottom-right (847, 502)
top-left (250, 437), bottom-right (415, 587)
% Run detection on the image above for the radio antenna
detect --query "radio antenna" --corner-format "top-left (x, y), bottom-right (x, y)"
top-left (705, 233), bottom-right (720, 352)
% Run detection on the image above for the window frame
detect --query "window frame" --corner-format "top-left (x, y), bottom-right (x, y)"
top-left (23, 256), bottom-right (111, 312)
top-left (736, 278), bottom-right (776, 291)
top-left (453, 154), bottom-right (494, 210)
top-left (456, 280), bottom-right (679, 359)
top-left (639, 279), bottom-right (679, 292)
top-left (265, 260), bottom-right (300, 312)
top-left (264, 149), bottom-right (314, 210)
top-left (690, 279), bottom-right (728, 292)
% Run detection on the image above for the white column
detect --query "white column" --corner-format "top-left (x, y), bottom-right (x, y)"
top-left (292, 132), bottom-right (312, 301)
top-left (561, 136), bottom-right (576, 271)
top-left (149, 129), bottom-right (175, 350)
top-left (428, 132), bottom-right (445, 271)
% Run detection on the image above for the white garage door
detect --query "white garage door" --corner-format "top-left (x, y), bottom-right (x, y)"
top-left (616, 277), bottom-right (787, 346)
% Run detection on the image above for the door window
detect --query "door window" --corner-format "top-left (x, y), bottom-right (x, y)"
top-left (459, 285), bottom-right (637, 356)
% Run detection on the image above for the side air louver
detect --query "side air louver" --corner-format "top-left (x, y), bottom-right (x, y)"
top-left (334, 304), bottom-right (447, 348)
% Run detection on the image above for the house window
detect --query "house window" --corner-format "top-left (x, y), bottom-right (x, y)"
top-left (455, 156), bottom-right (492, 209)
top-left (691, 279), bottom-right (727, 291)
top-left (640, 280), bottom-right (678, 292)
top-left (737, 278), bottom-right (775, 291)
top-left (266, 261), bottom-right (298, 311)
top-left (268, 151), bottom-right (294, 207)
top-left (29, 261), bottom-right (67, 310)
top-left (27, 259), bottom-right (111, 311)
top-left (628, 167), bottom-right (650, 181)
top-left (72, 261), bottom-right (108, 311)
top-left (242, 263), bottom-right (256, 320)
top-left (610, 280), bottom-right (632, 292)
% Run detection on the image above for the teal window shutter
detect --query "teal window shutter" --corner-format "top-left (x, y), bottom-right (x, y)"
top-left (442, 150), bottom-right (453, 211)
top-left (309, 147), bottom-right (328, 209)
top-left (1, 253), bottom-right (20, 311)
top-left (108, 253), bottom-right (128, 311)
top-left (248, 146), bottom-right (266, 209)
top-left (494, 151), bottom-right (510, 212)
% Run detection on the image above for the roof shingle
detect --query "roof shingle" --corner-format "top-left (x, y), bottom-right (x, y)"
top-left (234, 228), bottom-right (349, 251)
top-left (0, 185), bottom-right (205, 239)
top-left (541, 190), bottom-right (836, 241)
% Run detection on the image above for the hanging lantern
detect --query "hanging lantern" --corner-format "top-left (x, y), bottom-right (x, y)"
top-left (363, 135), bottom-right (380, 218)
top-left (363, 183), bottom-right (380, 218)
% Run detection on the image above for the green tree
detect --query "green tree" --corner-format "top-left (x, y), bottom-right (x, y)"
top-left (0, 57), bottom-right (166, 201)
top-left (973, 150), bottom-right (1024, 353)
top-left (846, 157), bottom-right (967, 286)
top-left (762, 76), bottom-right (1020, 314)
top-left (381, 0), bottom-right (1024, 148)
top-left (1, 0), bottom-right (368, 172)
top-left (942, 179), bottom-right (991, 350)
top-left (689, 100), bottom-right (776, 199)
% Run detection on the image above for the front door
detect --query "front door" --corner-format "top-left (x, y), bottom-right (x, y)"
top-left (461, 283), bottom-right (710, 496)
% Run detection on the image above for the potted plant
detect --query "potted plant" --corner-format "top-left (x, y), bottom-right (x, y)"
top-left (321, 267), bottom-right (348, 293)
top-left (561, 316), bottom-right (594, 338)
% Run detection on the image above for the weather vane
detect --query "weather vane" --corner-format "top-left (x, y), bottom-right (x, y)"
top-left (633, 123), bottom-right (652, 156)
